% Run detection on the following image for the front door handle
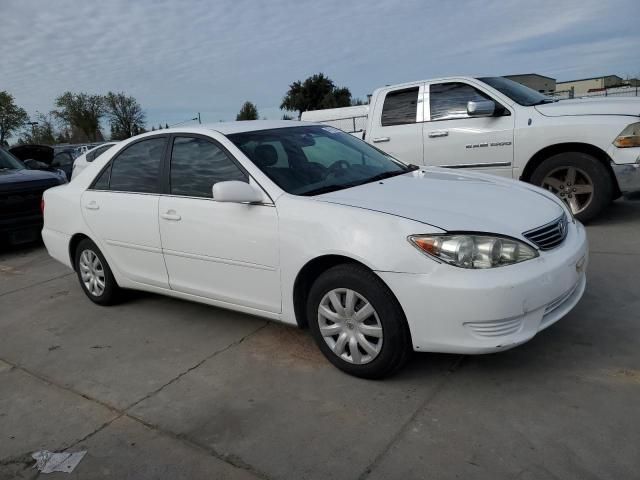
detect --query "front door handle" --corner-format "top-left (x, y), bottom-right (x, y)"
top-left (372, 137), bottom-right (390, 143)
top-left (160, 211), bottom-right (181, 221)
top-left (428, 130), bottom-right (449, 138)
top-left (84, 201), bottom-right (99, 210)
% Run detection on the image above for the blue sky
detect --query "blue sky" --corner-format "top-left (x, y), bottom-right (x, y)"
top-left (1, 0), bottom-right (638, 133)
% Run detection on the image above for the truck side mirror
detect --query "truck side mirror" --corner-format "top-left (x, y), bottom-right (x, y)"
top-left (467, 100), bottom-right (495, 117)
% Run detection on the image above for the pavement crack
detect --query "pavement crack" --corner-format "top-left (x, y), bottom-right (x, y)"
top-left (123, 413), bottom-right (275, 480)
top-left (356, 355), bottom-right (467, 480)
top-left (0, 272), bottom-right (74, 298)
top-left (124, 321), bottom-right (269, 412)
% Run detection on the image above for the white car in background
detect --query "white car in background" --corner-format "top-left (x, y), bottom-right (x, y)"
top-left (71, 142), bottom-right (118, 180)
top-left (42, 122), bottom-right (587, 378)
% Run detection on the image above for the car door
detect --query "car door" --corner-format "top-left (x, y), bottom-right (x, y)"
top-left (368, 85), bottom-right (424, 164)
top-left (423, 80), bottom-right (515, 178)
top-left (158, 134), bottom-right (281, 313)
top-left (81, 136), bottom-right (170, 288)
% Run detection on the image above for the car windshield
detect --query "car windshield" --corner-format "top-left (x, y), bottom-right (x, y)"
top-left (227, 125), bottom-right (416, 196)
top-left (0, 148), bottom-right (25, 171)
top-left (478, 76), bottom-right (555, 106)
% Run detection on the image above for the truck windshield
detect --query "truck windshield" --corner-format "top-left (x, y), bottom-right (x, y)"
top-left (227, 125), bottom-right (416, 196)
top-left (478, 77), bottom-right (555, 106)
top-left (0, 148), bottom-right (25, 171)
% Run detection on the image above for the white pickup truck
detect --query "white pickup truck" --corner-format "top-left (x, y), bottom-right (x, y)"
top-left (301, 76), bottom-right (640, 222)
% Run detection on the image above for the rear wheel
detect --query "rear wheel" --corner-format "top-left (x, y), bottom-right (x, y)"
top-left (74, 238), bottom-right (121, 305)
top-left (307, 264), bottom-right (411, 379)
top-left (530, 152), bottom-right (613, 223)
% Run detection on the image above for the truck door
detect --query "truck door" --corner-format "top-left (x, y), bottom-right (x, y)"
top-left (367, 85), bottom-right (424, 165)
top-left (423, 80), bottom-right (515, 178)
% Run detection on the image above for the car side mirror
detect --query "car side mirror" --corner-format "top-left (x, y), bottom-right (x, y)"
top-left (212, 181), bottom-right (264, 203)
top-left (467, 100), bottom-right (495, 117)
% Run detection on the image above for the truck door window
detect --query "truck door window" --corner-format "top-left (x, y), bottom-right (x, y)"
top-left (381, 87), bottom-right (419, 126)
top-left (430, 82), bottom-right (494, 121)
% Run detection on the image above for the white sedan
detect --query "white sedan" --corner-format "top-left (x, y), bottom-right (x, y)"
top-left (42, 121), bottom-right (588, 378)
top-left (71, 142), bottom-right (118, 180)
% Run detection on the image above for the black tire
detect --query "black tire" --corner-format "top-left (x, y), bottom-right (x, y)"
top-left (74, 238), bottom-right (122, 305)
top-left (306, 263), bottom-right (411, 379)
top-left (530, 152), bottom-right (613, 223)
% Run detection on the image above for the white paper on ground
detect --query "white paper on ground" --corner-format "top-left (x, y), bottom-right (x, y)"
top-left (32, 450), bottom-right (87, 473)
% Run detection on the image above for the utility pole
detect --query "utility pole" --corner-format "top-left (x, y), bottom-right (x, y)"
top-left (198, 112), bottom-right (201, 124)
top-left (27, 121), bottom-right (39, 139)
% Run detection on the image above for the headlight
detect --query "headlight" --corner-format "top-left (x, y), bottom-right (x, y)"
top-left (408, 234), bottom-right (538, 269)
top-left (613, 122), bottom-right (640, 148)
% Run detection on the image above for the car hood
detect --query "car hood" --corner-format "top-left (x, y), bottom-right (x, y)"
top-left (9, 144), bottom-right (55, 164)
top-left (535, 97), bottom-right (640, 118)
top-left (314, 168), bottom-right (564, 235)
top-left (0, 168), bottom-right (62, 191)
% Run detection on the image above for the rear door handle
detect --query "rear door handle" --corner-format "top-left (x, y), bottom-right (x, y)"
top-left (160, 211), bottom-right (181, 221)
top-left (84, 201), bottom-right (99, 210)
top-left (428, 130), bottom-right (449, 138)
top-left (372, 137), bottom-right (390, 143)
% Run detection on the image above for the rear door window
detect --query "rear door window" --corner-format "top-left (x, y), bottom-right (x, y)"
top-left (108, 137), bottom-right (167, 193)
top-left (380, 87), bottom-right (419, 126)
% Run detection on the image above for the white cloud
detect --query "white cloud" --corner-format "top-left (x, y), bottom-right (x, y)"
top-left (0, 0), bottom-right (637, 127)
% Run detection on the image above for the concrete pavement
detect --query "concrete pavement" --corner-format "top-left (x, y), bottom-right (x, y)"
top-left (1, 199), bottom-right (639, 479)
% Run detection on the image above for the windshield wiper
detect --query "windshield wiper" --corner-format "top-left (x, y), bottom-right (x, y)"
top-left (531, 99), bottom-right (556, 106)
top-left (300, 182), bottom-right (363, 196)
top-left (301, 166), bottom-right (417, 196)
top-left (363, 165), bottom-right (419, 184)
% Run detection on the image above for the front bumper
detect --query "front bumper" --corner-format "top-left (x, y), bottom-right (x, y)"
top-left (377, 221), bottom-right (588, 354)
top-left (609, 146), bottom-right (640, 194)
top-left (611, 162), bottom-right (640, 194)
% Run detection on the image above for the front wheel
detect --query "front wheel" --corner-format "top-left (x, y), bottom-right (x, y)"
top-left (307, 264), bottom-right (411, 379)
top-left (530, 152), bottom-right (613, 223)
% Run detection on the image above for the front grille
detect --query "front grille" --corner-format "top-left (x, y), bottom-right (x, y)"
top-left (523, 214), bottom-right (568, 251)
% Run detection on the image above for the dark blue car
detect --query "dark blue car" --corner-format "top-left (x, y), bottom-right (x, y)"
top-left (0, 148), bottom-right (66, 245)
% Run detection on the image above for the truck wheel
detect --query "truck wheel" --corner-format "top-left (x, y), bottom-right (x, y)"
top-left (306, 263), bottom-right (411, 379)
top-left (530, 152), bottom-right (613, 223)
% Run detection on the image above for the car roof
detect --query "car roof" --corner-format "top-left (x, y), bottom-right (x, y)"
top-left (206, 120), bottom-right (313, 135)
top-left (141, 120), bottom-right (315, 138)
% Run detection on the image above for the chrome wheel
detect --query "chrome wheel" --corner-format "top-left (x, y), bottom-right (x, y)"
top-left (79, 249), bottom-right (105, 297)
top-left (541, 166), bottom-right (594, 215)
top-left (317, 288), bottom-right (383, 365)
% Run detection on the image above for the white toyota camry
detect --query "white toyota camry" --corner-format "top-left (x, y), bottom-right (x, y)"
top-left (42, 121), bottom-right (588, 378)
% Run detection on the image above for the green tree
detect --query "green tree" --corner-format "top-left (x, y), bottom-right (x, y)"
top-left (236, 101), bottom-right (259, 120)
top-left (17, 112), bottom-right (56, 145)
top-left (0, 91), bottom-right (28, 145)
top-left (280, 73), bottom-right (352, 118)
top-left (104, 92), bottom-right (146, 140)
top-left (281, 113), bottom-right (294, 120)
top-left (53, 92), bottom-right (104, 142)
